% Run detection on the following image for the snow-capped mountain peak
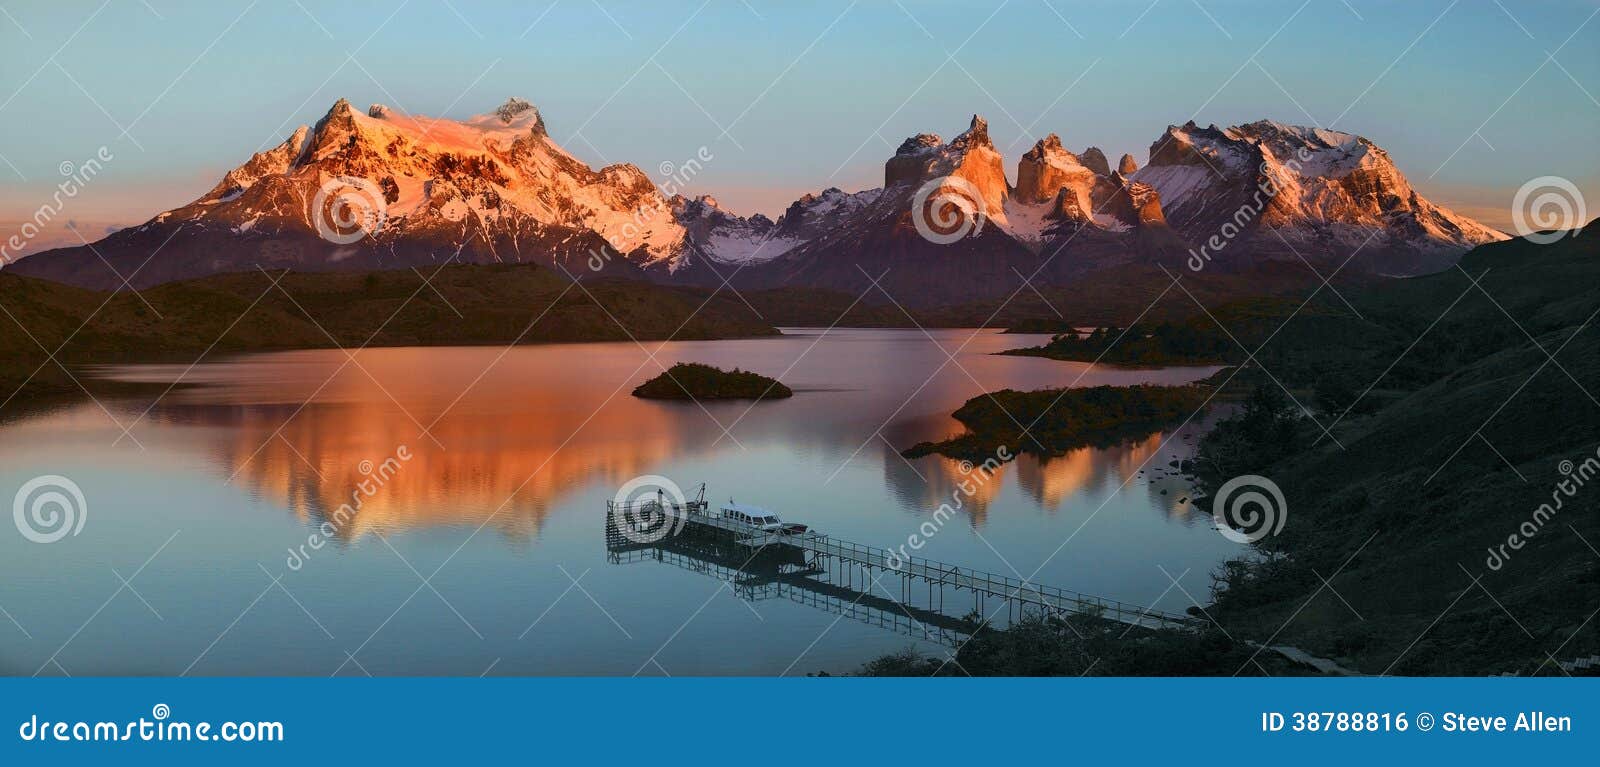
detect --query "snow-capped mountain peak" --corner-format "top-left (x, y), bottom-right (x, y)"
top-left (284, 97), bottom-right (694, 259)
top-left (1004, 132), bottom-right (1169, 245)
top-left (883, 115), bottom-right (1009, 218)
top-left (1135, 119), bottom-right (1506, 273)
top-left (10, 106), bottom-right (1509, 297)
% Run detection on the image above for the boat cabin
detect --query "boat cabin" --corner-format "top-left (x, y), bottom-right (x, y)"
top-left (720, 502), bottom-right (785, 532)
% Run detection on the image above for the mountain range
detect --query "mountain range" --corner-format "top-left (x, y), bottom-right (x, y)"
top-left (9, 97), bottom-right (1506, 304)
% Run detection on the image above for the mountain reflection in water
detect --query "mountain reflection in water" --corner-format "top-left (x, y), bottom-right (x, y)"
top-left (0, 329), bottom-right (1241, 675)
top-left (93, 333), bottom-right (1223, 541)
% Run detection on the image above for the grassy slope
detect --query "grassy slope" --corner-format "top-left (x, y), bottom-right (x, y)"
top-left (1201, 225), bottom-right (1600, 675)
top-left (963, 261), bottom-right (1347, 327)
top-left (0, 264), bottom-right (779, 400)
top-left (740, 262), bottom-right (1339, 329)
top-left (861, 222), bottom-right (1600, 676)
top-left (852, 615), bottom-right (1316, 677)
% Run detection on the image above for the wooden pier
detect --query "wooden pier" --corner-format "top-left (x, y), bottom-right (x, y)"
top-left (606, 498), bottom-right (1193, 638)
top-left (609, 545), bottom-right (972, 646)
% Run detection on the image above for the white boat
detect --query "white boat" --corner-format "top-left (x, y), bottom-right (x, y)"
top-left (719, 502), bottom-right (788, 533)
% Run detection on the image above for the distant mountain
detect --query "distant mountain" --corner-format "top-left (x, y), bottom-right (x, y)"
top-left (747, 116), bottom-right (1042, 304)
top-left (740, 116), bottom-right (1194, 302)
top-left (10, 98), bottom-right (701, 289)
top-left (649, 193), bottom-right (800, 277)
top-left (9, 98), bottom-right (1506, 304)
top-left (1135, 120), bottom-right (1506, 275)
top-left (742, 116), bottom-right (1505, 302)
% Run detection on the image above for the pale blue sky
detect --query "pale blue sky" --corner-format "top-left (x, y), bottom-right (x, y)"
top-left (2, 0), bottom-right (1596, 240)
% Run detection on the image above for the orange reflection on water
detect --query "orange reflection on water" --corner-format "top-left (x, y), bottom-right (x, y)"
top-left (91, 339), bottom-right (1222, 541)
top-left (149, 370), bottom-right (691, 542)
top-left (1011, 432), bottom-right (1175, 513)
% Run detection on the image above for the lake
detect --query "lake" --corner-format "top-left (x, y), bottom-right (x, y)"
top-left (0, 328), bottom-right (1238, 676)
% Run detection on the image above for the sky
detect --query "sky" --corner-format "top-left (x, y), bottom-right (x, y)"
top-left (1, 0), bottom-right (1596, 248)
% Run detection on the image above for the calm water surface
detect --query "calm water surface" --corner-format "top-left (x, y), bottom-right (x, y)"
top-left (0, 328), bottom-right (1238, 675)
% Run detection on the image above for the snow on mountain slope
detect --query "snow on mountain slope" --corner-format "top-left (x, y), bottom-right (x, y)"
top-left (1135, 119), bottom-right (1506, 274)
top-left (774, 187), bottom-right (883, 242)
top-left (750, 117), bottom-right (1048, 304)
top-left (1000, 197), bottom-right (1058, 247)
top-left (309, 97), bottom-right (688, 260)
top-left (667, 194), bottom-right (803, 271)
top-left (883, 115), bottom-right (1010, 219)
top-left (1004, 134), bottom-right (1171, 249)
top-left (10, 101), bottom-right (1508, 296)
top-left (12, 97), bottom-right (689, 288)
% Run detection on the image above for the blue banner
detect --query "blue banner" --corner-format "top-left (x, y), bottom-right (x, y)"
top-left (1, 678), bottom-right (1591, 765)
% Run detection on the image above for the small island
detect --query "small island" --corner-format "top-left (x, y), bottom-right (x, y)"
top-left (632, 362), bottom-right (793, 401)
top-left (1001, 318), bottom-right (1082, 334)
top-left (903, 384), bottom-right (1210, 461)
top-left (1000, 323), bottom-right (1229, 366)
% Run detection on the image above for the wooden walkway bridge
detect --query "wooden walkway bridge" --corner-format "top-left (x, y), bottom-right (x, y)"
top-left (608, 544), bottom-right (974, 646)
top-left (606, 498), bottom-right (1193, 636)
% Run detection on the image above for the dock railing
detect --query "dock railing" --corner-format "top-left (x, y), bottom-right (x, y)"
top-left (730, 529), bottom-right (1189, 629)
top-left (607, 501), bottom-right (1193, 630)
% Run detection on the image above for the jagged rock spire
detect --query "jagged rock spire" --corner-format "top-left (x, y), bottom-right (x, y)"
top-left (1079, 147), bottom-right (1110, 177)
